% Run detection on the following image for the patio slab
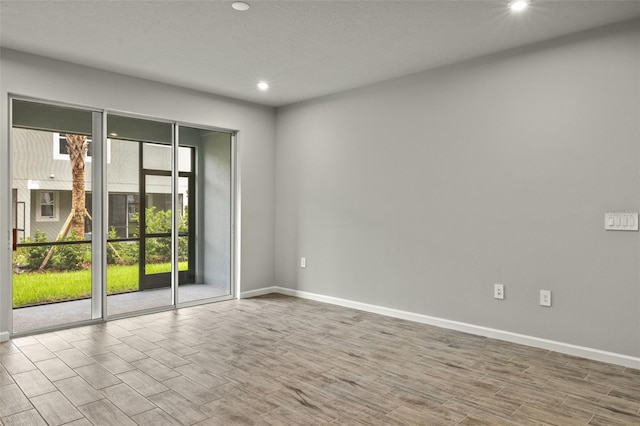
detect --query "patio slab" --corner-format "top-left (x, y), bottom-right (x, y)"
top-left (13, 283), bottom-right (229, 334)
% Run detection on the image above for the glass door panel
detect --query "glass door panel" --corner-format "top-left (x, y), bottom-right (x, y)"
top-left (11, 100), bottom-right (97, 333)
top-left (178, 126), bottom-right (232, 304)
top-left (178, 176), bottom-right (192, 277)
top-left (106, 115), bottom-right (173, 316)
top-left (9, 102), bottom-right (235, 332)
top-left (143, 143), bottom-right (172, 171)
top-left (142, 173), bottom-right (172, 289)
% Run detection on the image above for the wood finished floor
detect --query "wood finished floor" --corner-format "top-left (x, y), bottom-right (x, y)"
top-left (0, 294), bottom-right (639, 425)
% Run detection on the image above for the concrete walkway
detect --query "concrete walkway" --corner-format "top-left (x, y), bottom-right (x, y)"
top-left (13, 283), bottom-right (229, 333)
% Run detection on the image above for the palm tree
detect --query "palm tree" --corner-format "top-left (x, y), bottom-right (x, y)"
top-left (38, 134), bottom-right (88, 270)
top-left (65, 134), bottom-right (88, 237)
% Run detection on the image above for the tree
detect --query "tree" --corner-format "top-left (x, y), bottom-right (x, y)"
top-left (39, 134), bottom-right (88, 270)
top-left (66, 134), bottom-right (88, 237)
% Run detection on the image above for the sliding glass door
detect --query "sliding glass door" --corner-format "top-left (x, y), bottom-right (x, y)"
top-left (105, 115), bottom-right (176, 316)
top-left (139, 153), bottom-right (194, 291)
top-left (9, 98), bottom-right (235, 335)
top-left (178, 126), bottom-right (233, 303)
top-left (11, 100), bottom-right (102, 333)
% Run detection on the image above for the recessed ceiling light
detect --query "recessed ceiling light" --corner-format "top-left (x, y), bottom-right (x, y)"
top-left (257, 81), bottom-right (269, 91)
top-left (509, 0), bottom-right (529, 12)
top-left (232, 2), bottom-right (250, 11)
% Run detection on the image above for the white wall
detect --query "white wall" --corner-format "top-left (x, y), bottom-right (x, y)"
top-left (275, 21), bottom-right (640, 357)
top-left (0, 48), bottom-right (277, 338)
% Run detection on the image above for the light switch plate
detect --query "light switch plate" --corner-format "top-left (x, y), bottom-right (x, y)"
top-left (605, 212), bottom-right (638, 231)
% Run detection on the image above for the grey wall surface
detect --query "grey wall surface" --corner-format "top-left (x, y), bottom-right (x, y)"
top-left (275, 21), bottom-right (640, 356)
top-left (201, 132), bottom-right (232, 290)
top-left (0, 49), bottom-right (276, 336)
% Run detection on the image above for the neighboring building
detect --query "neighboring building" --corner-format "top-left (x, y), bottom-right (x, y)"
top-left (12, 128), bottom-right (187, 241)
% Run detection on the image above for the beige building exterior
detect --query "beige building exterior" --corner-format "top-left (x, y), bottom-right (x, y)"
top-left (12, 128), bottom-right (188, 241)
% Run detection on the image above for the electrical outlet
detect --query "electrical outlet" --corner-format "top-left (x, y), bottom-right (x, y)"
top-left (494, 284), bottom-right (504, 300)
top-left (300, 257), bottom-right (306, 268)
top-left (540, 290), bottom-right (551, 307)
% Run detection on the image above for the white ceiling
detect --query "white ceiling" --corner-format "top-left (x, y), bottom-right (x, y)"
top-left (1, 1), bottom-right (639, 107)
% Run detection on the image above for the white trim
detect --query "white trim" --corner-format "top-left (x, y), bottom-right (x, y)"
top-left (52, 133), bottom-right (112, 163)
top-left (171, 124), bottom-right (178, 307)
top-left (4, 97), bottom-right (15, 338)
top-left (35, 190), bottom-right (59, 222)
top-left (234, 132), bottom-right (241, 300)
top-left (242, 286), bottom-right (640, 369)
top-left (240, 286), bottom-right (277, 299)
top-left (53, 132), bottom-right (92, 162)
top-left (91, 111), bottom-right (105, 321)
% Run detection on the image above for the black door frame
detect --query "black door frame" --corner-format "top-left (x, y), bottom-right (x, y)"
top-left (139, 143), bottom-right (195, 290)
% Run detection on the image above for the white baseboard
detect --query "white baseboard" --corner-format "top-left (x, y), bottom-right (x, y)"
top-left (0, 331), bottom-right (9, 343)
top-left (240, 286), bottom-right (278, 299)
top-left (245, 286), bottom-right (640, 369)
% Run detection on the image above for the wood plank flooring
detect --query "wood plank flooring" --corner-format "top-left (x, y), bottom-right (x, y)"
top-left (0, 293), bottom-right (639, 425)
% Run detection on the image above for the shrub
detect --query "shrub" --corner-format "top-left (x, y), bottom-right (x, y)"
top-left (16, 230), bottom-right (50, 270)
top-left (107, 228), bottom-right (119, 264)
top-left (107, 227), bottom-right (139, 265)
top-left (50, 231), bottom-right (88, 271)
top-left (18, 207), bottom-right (188, 271)
top-left (135, 207), bottom-right (189, 264)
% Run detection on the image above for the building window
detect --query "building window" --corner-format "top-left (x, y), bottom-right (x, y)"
top-left (109, 193), bottom-right (140, 238)
top-left (36, 191), bottom-right (59, 222)
top-left (53, 133), bottom-right (111, 163)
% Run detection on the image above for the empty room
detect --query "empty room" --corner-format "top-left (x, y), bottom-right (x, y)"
top-left (1, 0), bottom-right (640, 424)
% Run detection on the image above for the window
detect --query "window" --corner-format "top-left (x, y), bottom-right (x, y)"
top-left (36, 191), bottom-right (59, 222)
top-left (108, 193), bottom-right (139, 238)
top-left (53, 133), bottom-right (111, 163)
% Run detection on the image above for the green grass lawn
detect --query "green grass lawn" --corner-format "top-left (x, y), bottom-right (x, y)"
top-left (13, 262), bottom-right (187, 307)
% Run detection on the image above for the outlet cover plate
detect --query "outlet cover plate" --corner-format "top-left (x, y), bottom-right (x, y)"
top-left (540, 290), bottom-right (551, 307)
top-left (494, 284), bottom-right (504, 300)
